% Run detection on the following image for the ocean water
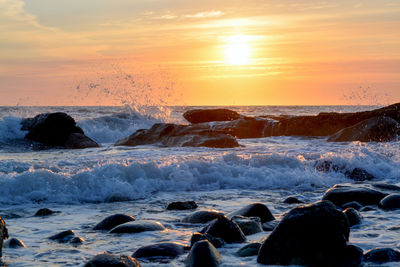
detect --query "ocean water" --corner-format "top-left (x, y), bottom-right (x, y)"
top-left (0, 105), bottom-right (399, 266)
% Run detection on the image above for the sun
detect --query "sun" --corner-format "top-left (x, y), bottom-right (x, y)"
top-left (225, 35), bottom-right (252, 65)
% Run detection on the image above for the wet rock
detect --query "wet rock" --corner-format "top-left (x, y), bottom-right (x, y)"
top-left (3, 238), bottom-right (25, 248)
top-left (257, 201), bottom-right (360, 266)
top-left (328, 116), bottom-right (399, 142)
top-left (190, 232), bottom-right (225, 248)
top-left (104, 194), bottom-right (131, 203)
top-left (132, 242), bottom-right (187, 261)
top-left (93, 214), bottom-right (135, 231)
top-left (70, 236), bottom-right (85, 245)
top-left (183, 109), bottom-right (241, 124)
top-left (21, 112), bottom-right (99, 149)
top-left (231, 215), bottom-right (263, 236)
top-left (363, 248), bottom-right (400, 263)
top-left (379, 194), bottom-right (400, 210)
top-left (283, 196), bottom-right (304, 204)
top-left (360, 206), bottom-right (376, 212)
top-left (48, 230), bottom-right (79, 243)
top-left (227, 203), bottom-right (275, 223)
top-left (342, 201), bottom-right (362, 210)
top-left (262, 220), bottom-right (279, 232)
top-left (166, 201), bottom-right (198, 210)
top-left (322, 185), bottom-right (387, 206)
top-left (34, 208), bottom-right (56, 217)
top-left (201, 216), bottom-right (246, 243)
top-left (236, 242), bottom-right (261, 257)
top-left (344, 168), bottom-right (375, 181)
top-left (0, 217), bottom-right (8, 257)
top-left (182, 210), bottom-right (224, 224)
top-left (372, 183), bottom-right (400, 191)
top-left (315, 161), bottom-right (374, 181)
top-left (109, 220), bottom-right (165, 234)
top-left (84, 253), bottom-right (141, 267)
top-left (343, 208), bottom-right (362, 226)
top-left (186, 240), bottom-right (221, 267)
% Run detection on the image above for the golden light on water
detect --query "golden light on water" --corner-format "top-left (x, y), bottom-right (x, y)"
top-left (224, 35), bottom-right (252, 65)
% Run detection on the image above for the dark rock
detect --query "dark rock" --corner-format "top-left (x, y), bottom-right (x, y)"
top-left (104, 194), bottom-right (131, 203)
top-left (64, 133), bottom-right (99, 149)
top-left (262, 220), bottom-right (279, 232)
top-left (166, 201), bottom-right (198, 210)
top-left (0, 217), bottom-right (8, 257)
top-left (70, 236), bottom-right (85, 245)
top-left (201, 216), bottom-right (246, 243)
top-left (231, 215), bottom-right (263, 236)
top-left (257, 201), bottom-right (359, 266)
top-left (283, 196), bottom-right (304, 204)
top-left (372, 183), bottom-right (400, 191)
top-left (182, 210), bottom-right (224, 224)
top-left (190, 232), bottom-right (225, 248)
top-left (109, 220), bottom-right (165, 234)
top-left (183, 109), bottom-right (241, 124)
top-left (93, 214), bottom-right (135, 231)
top-left (186, 240), bottom-right (221, 267)
top-left (343, 245), bottom-right (364, 267)
top-left (328, 116), bottom-right (399, 142)
top-left (48, 230), bottom-right (78, 243)
top-left (344, 168), bottom-right (375, 181)
top-left (132, 242), bottom-right (186, 261)
top-left (84, 253), bottom-right (141, 267)
top-left (227, 203), bottom-right (275, 223)
top-left (379, 194), bottom-right (400, 210)
top-left (343, 208), bottom-right (362, 226)
top-left (342, 201), bottom-right (363, 210)
top-left (236, 242), bottom-right (261, 257)
top-left (34, 208), bottom-right (56, 217)
top-left (3, 238), bottom-right (25, 248)
top-left (315, 161), bottom-right (375, 181)
top-left (115, 123), bottom-right (239, 148)
top-left (360, 206), bottom-right (376, 212)
top-left (322, 185), bottom-right (387, 206)
top-left (363, 248), bottom-right (400, 263)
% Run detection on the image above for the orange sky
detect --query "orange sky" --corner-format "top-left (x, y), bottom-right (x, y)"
top-left (0, 0), bottom-right (399, 106)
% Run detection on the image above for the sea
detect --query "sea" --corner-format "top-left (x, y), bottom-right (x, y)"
top-left (0, 105), bottom-right (399, 266)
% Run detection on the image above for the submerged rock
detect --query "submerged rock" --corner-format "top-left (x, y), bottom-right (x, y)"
top-left (132, 242), bottom-right (187, 261)
top-left (379, 194), bottom-right (400, 210)
top-left (201, 216), bottom-right (246, 243)
top-left (93, 214), bottom-right (135, 231)
top-left (182, 210), bottom-right (224, 224)
top-left (236, 242), bottom-right (261, 257)
top-left (322, 184), bottom-right (387, 206)
top-left (84, 253), bottom-right (141, 267)
top-left (186, 240), bottom-right (221, 267)
top-left (315, 161), bottom-right (375, 181)
top-left (183, 109), bottom-right (241, 124)
top-left (190, 232), bottom-right (225, 248)
top-left (3, 238), bottom-right (25, 248)
top-left (166, 201), bottom-right (198, 210)
top-left (231, 215), bottom-right (263, 236)
top-left (363, 248), bottom-right (400, 263)
top-left (343, 208), bottom-right (362, 226)
top-left (34, 208), bottom-right (56, 217)
top-left (64, 133), bottom-right (99, 149)
top-left (109, 220), bottom-right (165, 234)
top-left (342, 201), bottom-right (363, 210)
top-left (262, 220), bottom-right (279, 232)
top-left (0, 218), bottom-right (8, 257)
top-left (328, 116), bottom-right (399, 142)
top-left (257, 201), bottom-right (361, 266)
top-left (48, 230), bottom-right (81, 243)
top-left (283, 196), bottom-right (304, 204)
top-left (227, 203), bottom-right (275, 223)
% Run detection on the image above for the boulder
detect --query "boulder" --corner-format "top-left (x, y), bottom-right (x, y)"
top-left (132, 242), bottom-right (187, 261)
top-left (262, 220), bottom-right (279, 232)
top-left (257, 201), bottom-right (362, 266)
top-left (227, 203), bottom-right (275, 223)
top-left (166, 201), bottom-right (198, 210)
top-left (84, 253), bottom-right (141, 267)
top-left (343, 208), bottom-right (362, 226)
top-left (21, 112), bottom-right (99, 149)
top-left (283, 196), bottom-right (304, 204)
top-left (0, 218), bottom-right (8, 257)
top-left (48, 230), bottom-right (79, 243)
top-left (231, 215), bottom-right (263, 235)
top-left (186, 240), bottom-right (221, 267)
top-left (70, 236), bottom-right (85, 245)
top-left (363, 248), bottom-right (400, 263)
top-left (315, 161), bottom-right (375, 181)
top-left (3, 238), bottom-right (25, 248)
top-left (109, 220), bottom-right (165, 234)
top-left (182, 210), bottom-right (224, 224)
top-left (379, 194), bottom-right (400, 210)
top-left (34, 208), bottom-right (57, 217)
top-left (328, 116), bottom-right (399, 142)
top-left (200, 216), bottom-right (246, 243)
top-left (341, 201), bottom-right (363, 210)
top-left (183, 109), bottom-right (241, 124)
top-left (236, 242), bottom-right (261, 257)
top-left (322, 185), bottom-right (387, 206)
top-left (190, 232), bottom-right (225, 248)
top-left (93, 214), bottom-right (135, 231)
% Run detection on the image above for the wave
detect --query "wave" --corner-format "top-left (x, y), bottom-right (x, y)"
top-left (0, 116), bottom-right (27, 147)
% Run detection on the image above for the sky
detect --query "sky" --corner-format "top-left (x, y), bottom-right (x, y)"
top-left (0, 0), bottom-right (399, 106)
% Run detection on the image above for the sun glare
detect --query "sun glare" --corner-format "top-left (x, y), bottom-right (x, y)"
top-left (225, 35), bottom-right (252, 65)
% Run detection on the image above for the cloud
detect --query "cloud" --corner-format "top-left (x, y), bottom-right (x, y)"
top-left (183, 10), bottom-right (224, 19)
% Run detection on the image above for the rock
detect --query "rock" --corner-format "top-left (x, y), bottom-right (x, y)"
top-left (93, 214), bottom-right (135, 231)
top-left (283, 196), bottom-right (304, 204)
top-left (363, 248), bottom-right (400, 263)
top-left (48, 230), bottom-right (79, 243)
top-left (257, 201), bottom-right (361, 266)
top-left (182, 210), bottom-right (224, 224)
top-left (3, 238), bottom-right (25, 248)
top-left (21, 112), bottom-right (99, 149)
top-left (344, 168), bottom-right (375, 181)
top-left (322, 185), bottom-right (387, 206)
top-left (84, 253), bottom-right (141, 267)
top-left (315, 161), bottom-right (375, 181)
top-left (166, 201), bottom-right (198, 210)
top-left (34, 208), bottom-right (56, 217)
top-left (132, 242), bottom-right (187, 261)
top-left (262, 220), bottom-right (279, 232)
top-left (343, 208), bottom-right (362, 226)
top-left (342, 201), bottom-right (363, 210)
top-left (186, 240), bottom-right (221, 267)
top-left (0, 217), bottom-right (8, 257)
top-left (104, 194), bottom-right (131, 203)
top-left (201, 216), bottom-right (246, 243)
top-left (328, 116), bottom-right (399, 142)
top-left (183, 109), bottom-right (241, 124)
top-left (190, 232), bottom-right (225, 248)
top-left (109, 220), bottom-right (165, 234)
top-left (115, 123), bottom-right (239, 148)
top-left (379, 194), bottom-right (400, 210)
top-left (360, 206), bottom-right (376, 212)
top-left (372, 183), bottom-right (400, 191)
top-left (227, 203), bottom-right (275, 223)
top-left (236, 242), bottom-right (261, 257)
top-left (231, 215), bottom-right (263, 236)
